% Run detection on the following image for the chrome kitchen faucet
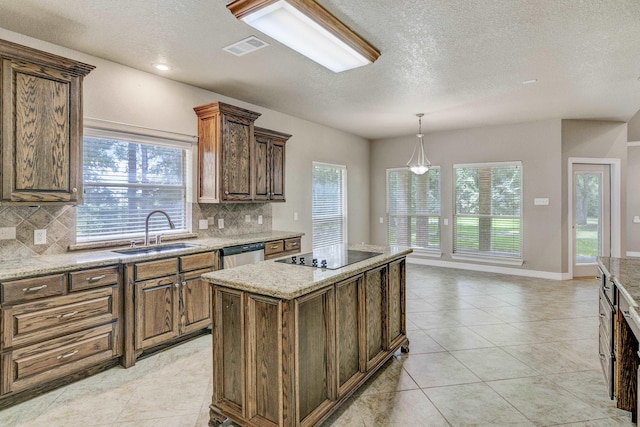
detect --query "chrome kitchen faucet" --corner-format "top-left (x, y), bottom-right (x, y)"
top-left (144, 210), bottom-right (175, 246)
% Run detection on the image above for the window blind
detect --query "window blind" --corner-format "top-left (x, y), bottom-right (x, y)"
top-left (387, 167), bottom-right (441, 249)
top-left (312, 162), bottom-right (346, 249)
top-left (77, 135), bottom-right (188, 242)
top-left (453, 162), bottom-right (522, 258)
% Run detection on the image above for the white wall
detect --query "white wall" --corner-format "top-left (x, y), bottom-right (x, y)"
top-left (0, 28), bottom-right (370, 253)
top-left (371, 120), bottom-right (564, 275)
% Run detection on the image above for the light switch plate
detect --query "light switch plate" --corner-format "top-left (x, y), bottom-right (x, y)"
top-left (198, 219), bottom-right (209, 230)
top-left (218, 218), bottom-right (224, 229)
top-left (379, 217), bottom-right (384, 224)
top-left (258, 215), bottom-right (263, 225)
top-left (534, 198), bottom-right (550, 206)
top-left (34, 229), bottom-right (47, 245)
top-left (444, 218), bottom-right (449, 226)
top-left (294, 212), bottom-right (298, 221)
top-left (245, 215), bottom-right (251, 223)
top-left (0, 227), bottom-right (16, 240)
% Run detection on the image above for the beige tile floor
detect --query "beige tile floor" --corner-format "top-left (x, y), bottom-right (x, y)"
top-left (0, 264), bottom-right (634, 426)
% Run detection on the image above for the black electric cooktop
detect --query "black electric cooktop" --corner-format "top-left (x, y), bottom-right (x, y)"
top-left (275, 249), bottom-right (382, 270)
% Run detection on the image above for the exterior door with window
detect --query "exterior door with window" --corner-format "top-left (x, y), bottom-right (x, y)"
top-left (572, 164), bottom-right (610, 277)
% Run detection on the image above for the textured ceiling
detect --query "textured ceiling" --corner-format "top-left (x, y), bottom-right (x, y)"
top-left (0, 0), bottom-right (639, 139)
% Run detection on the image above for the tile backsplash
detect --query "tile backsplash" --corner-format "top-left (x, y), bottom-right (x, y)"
top-left (0, 203), bottom-right (272, 260)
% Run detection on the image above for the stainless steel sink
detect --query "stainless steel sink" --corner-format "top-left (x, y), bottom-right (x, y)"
top-left (112, 242), bottom-right (199, 255)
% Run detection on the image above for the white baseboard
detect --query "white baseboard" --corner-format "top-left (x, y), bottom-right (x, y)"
top-left (406, 255), bottom-right (570, 280)
top-left (627, 251), bottom-right (640, 258)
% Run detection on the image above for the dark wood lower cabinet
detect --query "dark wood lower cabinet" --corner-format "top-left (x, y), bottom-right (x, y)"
top-left (209, 257), bottom-right (409, 427)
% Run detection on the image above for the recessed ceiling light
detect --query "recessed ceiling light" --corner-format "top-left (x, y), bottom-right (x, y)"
top-left (153, 63), bottom-right (171, 71)
top-left (522, 79), bottom-right (538, 85)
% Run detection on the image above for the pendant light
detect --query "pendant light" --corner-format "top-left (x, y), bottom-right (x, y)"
top-left (406, 113), bottom-right (431, 175)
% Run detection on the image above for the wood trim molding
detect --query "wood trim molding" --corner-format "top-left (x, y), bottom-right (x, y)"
top-left (0, 39), bottom-right (95, 76)
top-left (226, 0), bottom-right (380, 63)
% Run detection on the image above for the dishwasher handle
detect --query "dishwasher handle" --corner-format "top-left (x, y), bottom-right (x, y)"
top-left (221, 242), bottom-right (265, 256)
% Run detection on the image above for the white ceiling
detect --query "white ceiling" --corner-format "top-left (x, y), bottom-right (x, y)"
top-left (1, 0), bottom-right (639, 140)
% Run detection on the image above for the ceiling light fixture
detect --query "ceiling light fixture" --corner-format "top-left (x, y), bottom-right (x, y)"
top-left (406, 114), bottom-right (431, 175)
top-left (226, 0), bottom-right (380, 73)
top-left (522, 79), bottom-right (538, 85)
top-left (153, 63), bottom-right (171, 71)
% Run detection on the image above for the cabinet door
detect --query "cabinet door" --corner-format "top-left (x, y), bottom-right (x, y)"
top-left (180, 269), bottom-right (212, 335)
top-left (253, 132), bottom-right (270, 201)
top-left (221, 113), bottom-right (254, 201)
top-left (269, 139), bottom-right (286, 202)
top-left (364, 266), bottom-right (387, 370)
top-left (387, 259), bottom-right (406, 349)
top-left (246, 293), bottom-right (281, 425)
top-left (1, 59), bottom-right (81, 204)
top-left (134, 276), bottom-right (180, 350)
top-left (335, 275), bottom-right (364, 396)
top-left (296, 287), bottom-right (335, 425)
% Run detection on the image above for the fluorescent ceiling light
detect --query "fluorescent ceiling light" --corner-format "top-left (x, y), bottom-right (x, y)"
top-left (227, 0), bottom-right (380, 73)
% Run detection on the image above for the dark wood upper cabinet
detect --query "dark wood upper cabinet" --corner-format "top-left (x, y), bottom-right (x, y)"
top-left (0, 39), bottom-right (94, 205)
top-left (254, 126), bottom-right (291, 202)
top-left (194, 102), bottom-right (261, 203)
top-left (194, 102), bottom-right (291, 203)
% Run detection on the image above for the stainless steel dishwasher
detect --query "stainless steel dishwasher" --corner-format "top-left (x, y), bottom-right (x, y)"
top-left (221, 242), bottom-right (265, 268)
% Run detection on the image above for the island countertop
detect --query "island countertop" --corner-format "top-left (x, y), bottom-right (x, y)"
top-left (597, 257), bottom-right (640, 308)
top-left (201, 244), bottom-right (412, 299)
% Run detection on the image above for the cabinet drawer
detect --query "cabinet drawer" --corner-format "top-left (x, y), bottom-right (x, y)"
top-left (134, 258), bottom-right (178, 281)
top-left (264, 240), bottom-right (284, 255)
top-left (180, 252), bottom-right (214, 272)
top-left (3, 286), bottom-right (119, 348)
top-left (1, 274), bottom-right (66, 304)
top-left (3, 324), bottom-right (118, 394)
top-left (284, 238), bottom-right (301, 252)
top-left (69, 265), bottom-right (120, 291)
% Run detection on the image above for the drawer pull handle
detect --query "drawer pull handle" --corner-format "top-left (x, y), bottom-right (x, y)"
top-left (57, 311), bottom-right (79, 319)
top-left (623, 310), bottom-right (631, 318)
top-left (290, 242), bottom-right (298, 246)
top-left (87, 275), bottom-right (106, 282)
top-left (271, 245), bottom-right (279, 249)
top-left (603, 284), bottom-right (611, 291)
top-left (599, 313), bottom-right (606, 318)
top-left (57, 350), bottom-right (79, 360)
top-left (599, 353), bottom-right (606, 360)
top-left (22, 284), bottom-right (47, 293)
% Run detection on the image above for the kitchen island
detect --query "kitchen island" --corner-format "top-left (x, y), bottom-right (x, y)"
top-left (597, 257), bottom-right (640, 422)
top-left (201, 245), bottom-right (412, 427)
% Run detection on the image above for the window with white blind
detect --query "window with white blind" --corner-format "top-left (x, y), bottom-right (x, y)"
top-left (312, 162), bottom-right (347, 249)
top-left (77, 129), bottom-right (190, 242)
top-left (453, 162), bottom-right (522, 260)
top-left (387, 167), bottom-right (441, 250)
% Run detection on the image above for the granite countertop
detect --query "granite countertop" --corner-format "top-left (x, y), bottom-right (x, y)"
top-left (597, 257), bottom-right (640, 308)
top-left (0, 231), bottom-right (303, 282)
top-left (201, 244), bottom-right (413, 300)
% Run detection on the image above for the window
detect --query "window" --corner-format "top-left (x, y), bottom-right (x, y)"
top-left (387, 167), bottom-right (441, 250)
top-left (453, 162), bottom-right (522, 260)
top-left (312, 162), bottom-right (347, 249)
top-left (77, 129), bottom-right (190, 242)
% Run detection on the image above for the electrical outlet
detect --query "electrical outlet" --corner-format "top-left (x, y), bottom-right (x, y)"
top-left (0, 227), bottom-right (16, 240)
top-left (34, 229), bottom-right (47, 245)
top-left (444, 218), bottom-right (449, 226)
top-left (218, 218), bottom-right (224, 229)
top-left (294, 212), bottom-right (298, 221)
top-left (258, 215), bottom-right (263, 225)
top-left (245, 215), bottom-right (251, 223)
top-left (379, 217), bottom-right (384, 224)
top-left (198, 219), bottom-right (209, 230)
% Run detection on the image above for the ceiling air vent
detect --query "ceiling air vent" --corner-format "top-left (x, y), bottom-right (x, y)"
top-left (223, 36), bottom-right (269, 56)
